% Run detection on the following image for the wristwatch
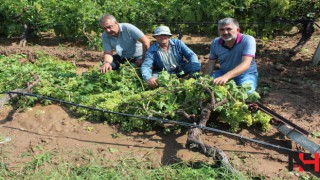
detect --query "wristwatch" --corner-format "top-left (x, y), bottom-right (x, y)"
top-left (101, 60), bottom-right (111, 65)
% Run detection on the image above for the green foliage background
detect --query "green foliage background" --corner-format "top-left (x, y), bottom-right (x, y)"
top-left (0, 0), bottom-right (319, 49)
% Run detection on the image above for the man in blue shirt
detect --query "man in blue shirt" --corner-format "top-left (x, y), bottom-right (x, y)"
top-left (141, 25), bottom-right (201, 88)
top-left (99, 14), bottom-right (150, 73)
top-left (204, 18), bottom-right (258, 92)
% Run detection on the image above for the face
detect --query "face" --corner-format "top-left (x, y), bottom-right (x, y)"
top-left (100, 19), bottom-right (119, 36)
top-left (154, 35), bottom-right (171, 47)
top-left (218, 23), bottom-right (239, 42)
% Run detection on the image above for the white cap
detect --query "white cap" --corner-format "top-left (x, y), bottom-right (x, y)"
top-left (153, 25), bottom-right (172, 37)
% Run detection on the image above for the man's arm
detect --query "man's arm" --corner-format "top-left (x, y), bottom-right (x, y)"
top-left (135, 35), bottom-right (150, 66)
top-left (141, 48), bottom-right (158, 88)
top-left (100, 51), bottom-right (113, 73)
top-left (213, 56), bottom-right (252, 85)
top-left (176, 40), bottom-right (201, 75)
top-left (205, 39), bottom-right (218, 76)
top-left (179, 40), bottom-right (199, 64)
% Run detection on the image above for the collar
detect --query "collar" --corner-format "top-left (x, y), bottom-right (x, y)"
top-left (118, 23), bottom-right (123, 32)
top-left (219, 32), bottom-right (243, 45)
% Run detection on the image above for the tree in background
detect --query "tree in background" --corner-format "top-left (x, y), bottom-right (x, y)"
top-left (0, 0), bottom-right (318, 52)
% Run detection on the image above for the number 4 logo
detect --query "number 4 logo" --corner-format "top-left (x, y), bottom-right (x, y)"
top-left (292, 153), bottom-right (319, 173)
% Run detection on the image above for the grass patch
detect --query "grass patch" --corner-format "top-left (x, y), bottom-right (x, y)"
top-left (0, 151), bottom-right (250, 180)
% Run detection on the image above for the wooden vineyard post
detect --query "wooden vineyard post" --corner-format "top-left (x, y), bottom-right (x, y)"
top-left (311, 41), bottom-right (320, 66)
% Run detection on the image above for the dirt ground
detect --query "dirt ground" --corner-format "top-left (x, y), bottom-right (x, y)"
top-left (0, 28), bottom-right (320, 179)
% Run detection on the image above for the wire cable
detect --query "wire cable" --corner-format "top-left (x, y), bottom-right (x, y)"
top-left (1, 91), bottom-right (299, 153)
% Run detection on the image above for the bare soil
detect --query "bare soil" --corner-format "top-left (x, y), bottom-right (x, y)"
top-left (0, 28), bottom-right (320, 179)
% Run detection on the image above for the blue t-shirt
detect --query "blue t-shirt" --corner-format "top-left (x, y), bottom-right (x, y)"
top-left (102, 23), bottom-right (144, 58)
top-left (209, 33), bottom-right (257, 74)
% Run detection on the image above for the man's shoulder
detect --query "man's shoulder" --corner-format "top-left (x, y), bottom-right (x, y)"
top-left (169, 38), bottom-right (182, 44)
top-left (120, 23), bottom-right (139, 30)
top-left (170, 38), bottom-right (191, 47)
top-left (102, 32), bottom-right (113, 40)
top-left (120, 22), bottom-right (134, 27)
top-left (102, 32), bottom-right (107, 38)
top-left (120, 23), bottom-right (144, 37)
top-left (211, 37), bottom-right (221, 45)
top-left (241, 34), bottom-right (255, 42)
top-left (148, 42), bottom-right (159, 51)
top-left (241, 33), bottom-right (254, 38)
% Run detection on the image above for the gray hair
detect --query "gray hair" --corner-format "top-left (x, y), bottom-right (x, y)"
top-left (218, 18), bottom-right (239, 29)
top-left (99, 14), bottom-right (117, 25)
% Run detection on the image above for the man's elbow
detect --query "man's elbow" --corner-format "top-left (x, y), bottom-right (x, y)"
top-left (141, 36), bottom-right (150, 47)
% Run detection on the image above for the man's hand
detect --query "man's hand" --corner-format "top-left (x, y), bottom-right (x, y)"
top-left (135, 59), bottom-right (143, 67)
top-left (100, 62), bottom-right (112, 73)
top-left (212, 56), bottom-right (253, 85)
top-left (213, 74), bottom-right (230, 86)
top-left (147, 77), bottom-right (158, 88)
